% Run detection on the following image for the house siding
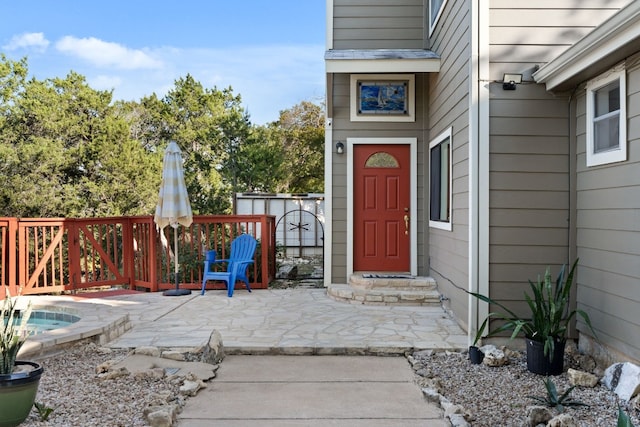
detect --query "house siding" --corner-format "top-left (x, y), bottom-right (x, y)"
top-left (572, 55), bottom-right (640, 362)
top-left (426, 0), bottom-right (471, 325)
top-left (485, 0), bottom-right (631, 323)
top-left (328, 72), bottom-right (429, 283)
top-left (488, 0), bottom-right (630, 80)
top-left (332, 0), bottom-right (425, 50)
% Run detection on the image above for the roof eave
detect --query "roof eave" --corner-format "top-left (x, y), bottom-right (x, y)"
top-left (325, 49), bottom-right (441, 74)
top-left (534, 2), bottom-right (640, 90)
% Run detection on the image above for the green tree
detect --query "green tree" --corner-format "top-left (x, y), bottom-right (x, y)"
top-left (0, 56), bottom-right (162, 217)
top-left (0, 55), bottom-right (325, 219)
top-left (273, 100), bottom-right (325, 193)
top-left (137, 75), bottom-right (249, 214)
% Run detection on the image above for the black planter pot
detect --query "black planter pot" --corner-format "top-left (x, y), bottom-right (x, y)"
top-left (526, 338), bottom-right (565, 376)
top-left (469, 346), bottom-right (484, 364)
top-left (0, 361), bottom-right (44, 427)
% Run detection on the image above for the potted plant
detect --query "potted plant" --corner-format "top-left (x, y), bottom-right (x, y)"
top-left (468, 325), bottom-right (485, 364)
top-left (0, 290), bottom-right (43, 427)
top-left (468, 259), bottom-right (596, 375)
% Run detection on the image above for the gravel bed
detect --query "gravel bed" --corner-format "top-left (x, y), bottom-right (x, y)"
top-left (411, 347), bottom-right (640, 426)
top-left (21, 342), bottom-right (182, 427)
top-left (16, 339), bottom-right (640, 426)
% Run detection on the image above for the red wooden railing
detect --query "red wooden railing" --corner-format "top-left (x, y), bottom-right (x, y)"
top-left (0, 215), bottom-right (276, 297)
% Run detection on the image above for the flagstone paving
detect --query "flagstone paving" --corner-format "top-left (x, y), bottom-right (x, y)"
top-left (105, 288), bottom-right (468, 354)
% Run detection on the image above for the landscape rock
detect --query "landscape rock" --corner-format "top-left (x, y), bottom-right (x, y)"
top-left (203, 330), bottom-right (225, 364)
top-left (547, 413), bottom-right (579, 427)
top-left (526, 405), bottom-right (553, 427)
top-left (135, 346), bottom-right (161, 357)
top-left (98, 366), bottom-right (130, 380)
top-left (276, 264), bottom-right (297, 279)
top-left (602, 362), bottom-right (640, 401)
top-left (480, 345), bottom-right (508, 367)
top-left (144, 404), bottom-right (178, 427)
top-left (631, 393), bottom-right (640, 411)
top-left (421, 387), bottom-right (441, 403)
top-left (161, 351), bottom-right (186, 361)
top-left (567, 368), bottom-right (599, 387)
top-left (180, 378), bottom-right (205, 396)
top-left (133, 367), bottom-right (166, 380)
top-left (448, 413), bottom-right (471, 427)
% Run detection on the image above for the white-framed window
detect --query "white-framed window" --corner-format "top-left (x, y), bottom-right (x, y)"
top-left (429, 128), bottom-right (452, 231)
top-left (586, 66), bottom-right (626, 167)
top-left (429, 0), bottom-right (448, 36)
top-left (350, 74), bottom-right (415, 122)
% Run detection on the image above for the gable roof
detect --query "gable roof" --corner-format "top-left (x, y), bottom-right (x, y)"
top-left (534, 1), bottom-right (640, 91)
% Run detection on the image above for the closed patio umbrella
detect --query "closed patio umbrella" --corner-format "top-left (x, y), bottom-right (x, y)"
top-left (154, 141), bottom-right (193, 296)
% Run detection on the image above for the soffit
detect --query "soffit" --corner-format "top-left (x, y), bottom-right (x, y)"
top-left (325, 49), bottom-right (440, 73)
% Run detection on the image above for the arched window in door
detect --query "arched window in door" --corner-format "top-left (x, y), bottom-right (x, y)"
top-left (365, 152), bottom-right (399, 168)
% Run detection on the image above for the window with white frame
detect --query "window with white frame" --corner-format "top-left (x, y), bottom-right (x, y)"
top-left (429, 128), bottom-right (452, 231)
top-left (586, 67), bottom-right (626, 167)
top-left (429, 0), bottom-right (448, 36)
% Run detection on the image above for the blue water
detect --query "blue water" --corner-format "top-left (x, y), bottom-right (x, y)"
top-left (26, 310), bottom-right (80, 334)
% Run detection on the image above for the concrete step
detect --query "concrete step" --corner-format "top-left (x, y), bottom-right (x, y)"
top-left (327, 274), bottom-right (442, 306)
top-left (349, 273), bottom-right (437, 290)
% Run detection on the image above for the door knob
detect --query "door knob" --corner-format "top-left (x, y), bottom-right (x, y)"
top-left (404, 214), bottom-right (410, 235)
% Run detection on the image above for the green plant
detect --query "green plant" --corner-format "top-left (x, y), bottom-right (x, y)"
top-left (618, 406), bottom-right (636, 427)
top-left (528, 378), bottom-right (588, 412)
top-left (34, 401), bottom-right (54, 421)
top-left (0, 290), bottom-right (32, 374)
top-left (469, 259), bottom-right (596, 358)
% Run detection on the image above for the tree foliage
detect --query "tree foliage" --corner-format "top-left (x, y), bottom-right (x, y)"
top-left (0, 55), bottom-right (324, 218)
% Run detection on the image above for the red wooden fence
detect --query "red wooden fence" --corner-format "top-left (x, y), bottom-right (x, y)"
top-left (0, 215), bottom-right (276, 297)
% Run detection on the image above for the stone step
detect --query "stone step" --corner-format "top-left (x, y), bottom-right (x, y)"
top-left (326, 283), bottom-right (442, 306)
top-left (349, 274), bottom-right (437, 290)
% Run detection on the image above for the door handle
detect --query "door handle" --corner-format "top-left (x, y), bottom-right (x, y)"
top-left (404, 214), bottom-right (410, 235)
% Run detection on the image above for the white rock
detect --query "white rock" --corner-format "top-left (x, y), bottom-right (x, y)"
top-left (480, 345), bottom-right (508, 367)
top-left (448, 413), bottom-right (471, 427)
top-left (421, 387), bottom-right (441, 403)
top-left (180, 379), bottom-right (206, 396)
top-left (602, 362), bottom-right (640, 401)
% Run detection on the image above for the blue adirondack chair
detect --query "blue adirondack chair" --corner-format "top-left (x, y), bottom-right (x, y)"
top-left (201, 234), bottom-right (257, 297)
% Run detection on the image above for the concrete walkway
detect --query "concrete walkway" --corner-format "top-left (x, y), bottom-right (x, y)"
top-left (178, 355), bottom-right (449, 426)
top-left (23, 288), bottom-right (468, 426)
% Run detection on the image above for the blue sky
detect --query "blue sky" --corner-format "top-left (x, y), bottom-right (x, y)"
top-left (0, 1), bottom-right (326, 125)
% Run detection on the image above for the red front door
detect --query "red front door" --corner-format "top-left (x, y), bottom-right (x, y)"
top-left (354, 144), bottom-right (410, 272)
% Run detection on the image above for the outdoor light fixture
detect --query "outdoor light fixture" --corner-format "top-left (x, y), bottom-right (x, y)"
top-left (336, 141), bottom-right (344, 154)
top-left (502, 73), bottom-right (523, 90)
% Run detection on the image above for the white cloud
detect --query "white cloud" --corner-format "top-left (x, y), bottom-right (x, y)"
top-left (148, 44), bottom-right (326, 123)
top-left (55, 36), bottom-right (163, 70)
top-left (2, 32), bottom-right (49, 52)
top-left (89, 75), bottom-right (122, 92)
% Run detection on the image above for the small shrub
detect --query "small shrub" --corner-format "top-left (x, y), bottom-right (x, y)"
top-left (528, 378), bottom-right (588, 413)
top-left (34, 401), bottom-right (54, 421)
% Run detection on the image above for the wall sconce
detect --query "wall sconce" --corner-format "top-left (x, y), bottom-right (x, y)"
top-left (336, 141), bottom-right (344, 154)
top-left (502, 73), bottom-right (522, 90)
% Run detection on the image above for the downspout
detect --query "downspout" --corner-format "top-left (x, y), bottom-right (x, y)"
top-left (468, 0), bottom-right (490, 346)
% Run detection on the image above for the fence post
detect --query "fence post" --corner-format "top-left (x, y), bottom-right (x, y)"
top-left (121, 217), bottom-right (134, 289)
top-left (148, 219), bottom-right (158, 292)
top-left (5, 218), bottom-right (18, 297)
top-left (66, 219), bottom-right (81, 292)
